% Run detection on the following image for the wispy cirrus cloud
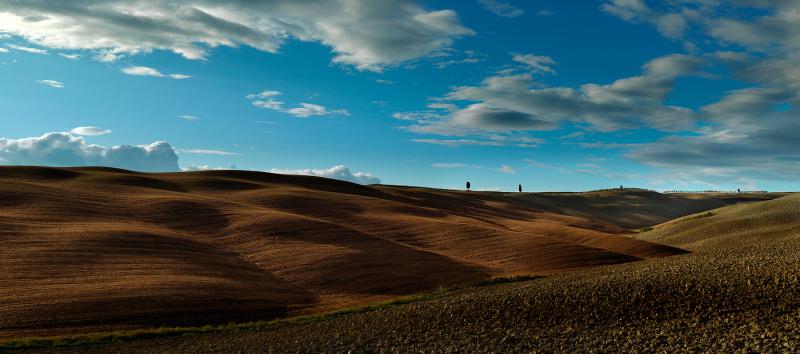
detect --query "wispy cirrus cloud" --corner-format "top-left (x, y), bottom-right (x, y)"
top-left (121, 66), bottom-right (190, 79)
top-left (247, 90), bottom-right (349, 118)
top-left (270, 165), bottom-right (380, 184)
top-left (70, 126), bottom-right (111, 136)
top-left (36, 79), bottom-right (64, 88)
top-left (478, 0), bottom-right (524, 18)
top-left (7, 44), bottom-right (48, 54)
top-left (177, 148), bottom-right (239, 156)
top-left (58, 53), bottom-right (80, 60)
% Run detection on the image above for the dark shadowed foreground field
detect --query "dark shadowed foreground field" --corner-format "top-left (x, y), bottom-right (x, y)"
top-left (0, 166), bottom-right (789, 352)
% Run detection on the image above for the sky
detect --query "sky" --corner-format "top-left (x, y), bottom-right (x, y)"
top-left (1, 0), bottom-right (799, 192)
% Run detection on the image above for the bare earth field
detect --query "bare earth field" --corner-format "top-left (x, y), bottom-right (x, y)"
top-left (31, 193), bottom-right (800, 353)
top-left (0, 166), bottom-right (790, 352)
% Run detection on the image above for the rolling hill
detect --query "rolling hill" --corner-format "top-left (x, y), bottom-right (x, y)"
top-left (41, 192), bottom-right (800, 352)
top-left (0, 166), bottom-right (777, 341)
top-left (637, 193), bottom-right (800, 251)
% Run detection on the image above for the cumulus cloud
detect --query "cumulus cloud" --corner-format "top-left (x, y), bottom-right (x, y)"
top-left (122, 66), bottom-right (190, 79)
top-left (0, 0), bottom-right (472, 71)
top-left (478, 0), bottom-right (524, 18)
top-left (402, 53), bottom-right (703, 137)
top-left (0, 132), bottom-right (179, 172)
top-left (36, 79), bottom-right (64, 88)
top-left (270, 165), bottom-right (380, 184)
top-left (70, 126), bottom-right (111, 136)
top-left (247, 90), bottom-right (349, 118)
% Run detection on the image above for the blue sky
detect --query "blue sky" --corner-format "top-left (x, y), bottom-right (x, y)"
top-left (1, 0), bottom-right (799, 191)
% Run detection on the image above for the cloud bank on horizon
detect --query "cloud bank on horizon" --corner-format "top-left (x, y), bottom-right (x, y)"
top-left (0, 131), bottom-right (381, 184)
top-left (1, 0), bottom-right (799, 191)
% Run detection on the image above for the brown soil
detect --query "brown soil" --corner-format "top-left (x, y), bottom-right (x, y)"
top-left (0, 166), bottom-right (697, 339)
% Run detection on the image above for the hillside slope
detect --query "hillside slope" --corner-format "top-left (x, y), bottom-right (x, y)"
top-left (510, 189), bottom-right (782, 229)
top-left (0, 166), bottom-right (686, 339)
top-left (54, 193), bottom-right (800, 352)
top-left (637, 193), bottom-right (800, 251)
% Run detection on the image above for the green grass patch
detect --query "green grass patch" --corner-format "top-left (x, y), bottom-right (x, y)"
top-left (0, 275), bottom-right (543, 350)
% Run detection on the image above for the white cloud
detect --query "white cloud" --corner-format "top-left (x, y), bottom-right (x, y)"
top-left (525, 159), bottom-right (572, 174)
top-left (434, 57), bottom-right (484, 69)
top-left (601, 0), bottom-right (690, 39)
top-left (247, 90), bottom-right (348, 118)
top-left (270, 165), bottom-right (380, 184)
top-left (512, 53), bottom-right (557, 74)
top-left (287, 103), bottom-right (349, 118)
top-left (70, 126), bottom-right (111, 136)
top-left (402, 53), bottom-right (704, 136)
top-left (58, 53), bottom-right (80, 60)
top-left (0, 48), bottom-right (8, 53)
top-left (183, 164), bottom-right (231, 171)
top-left (708, 3), bottom-right (800, 52)
top-left (248, 90), bottom-right (282, 98)
top-left (121, 66), bottom-right (190, 79)
top-left (432, 162), bottom-right (467, 168)
top-left (375, 79), bottom-right (394, 85)
top-left (0, 0), bottom-right (472, 71)
top-left (498, 164), bottom-right (516, 174)
top-left (178, 115), bottom-right (199, 121)
top-left (177, 148), bottom-right (239, 156)
top-left (431, 49), bottom-right (486, 69)
top-left (36, 79), bottom-right (64, 88)
top-left (0, 132), bottom-right (179, 172)
top-left (7, 44), bottom-right (48, 54)
top-left (411, 138), bottom-right (505, 147)
top-left (478, 0), bottom-right (524, 18)
top-left (597, 0), bottom-right (800, 183)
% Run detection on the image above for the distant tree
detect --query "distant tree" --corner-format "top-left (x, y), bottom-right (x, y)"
top-left (620, 185), bottom-right (623, 190)
top-left (518, 184), bottom-right (522, 192)
top-left (738, 188), bottom-right (741, 193)
top-left (466, 181), bottom-right (471, 191)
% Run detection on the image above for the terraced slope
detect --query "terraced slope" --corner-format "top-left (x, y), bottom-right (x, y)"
top-left (0, 166), bottom-right (685, 339)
